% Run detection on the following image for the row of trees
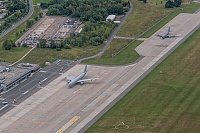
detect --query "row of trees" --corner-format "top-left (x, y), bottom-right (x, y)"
top-left (0, 0), bottom-right (29, 33)
top-left (6, 0), bottom-right (27, 13)
top-left (165, 0), bottom-right (182, 8)
top-left (41, 0), bottom-right (130, 21)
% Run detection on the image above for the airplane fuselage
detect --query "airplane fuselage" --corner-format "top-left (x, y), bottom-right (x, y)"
top-left (68, 72), bottom-right (86, 87)
top-left (162, 32), bottom-right (169, 39)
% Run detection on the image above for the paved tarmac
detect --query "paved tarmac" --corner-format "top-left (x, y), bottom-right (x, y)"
top-left (0, 12), bottom-right (200, 133)
top-left (0, 60), bottom-right (76, 116)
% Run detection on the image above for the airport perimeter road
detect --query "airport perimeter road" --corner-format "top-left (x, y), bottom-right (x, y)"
top-left (0, 60), bottom-right (76, 116)
top-left (0, 0), bottom-right (34, 38)
top-left (79, 1), bottom-right (133, 62)
top-left (0, 12), bottom-right (200, 133)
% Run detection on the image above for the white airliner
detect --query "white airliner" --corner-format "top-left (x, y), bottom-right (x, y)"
top-left (157, 27), bottom-right (178, 39)
top-left (65, 65), bottom-right (93, 88)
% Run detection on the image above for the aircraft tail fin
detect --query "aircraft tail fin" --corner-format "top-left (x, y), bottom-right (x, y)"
top-left (168, 27), bottom-right (171, 33)
top-left (83, 65), bottom-right (87, 73)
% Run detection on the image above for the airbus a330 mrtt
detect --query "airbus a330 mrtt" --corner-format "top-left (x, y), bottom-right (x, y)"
top-left (157, 27), bottom-right (178, 39)
top-left (65, 65), bottom-right (93, 88)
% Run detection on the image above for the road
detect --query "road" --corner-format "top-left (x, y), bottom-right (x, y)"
top-left (0, 60), bottom-right (76, 116)
top-left (0, 11), bottom-right (199, 133)
top-left (0, 0), bottom-right (34, 38)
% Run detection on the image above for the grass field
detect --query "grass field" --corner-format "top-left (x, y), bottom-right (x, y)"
top-left (86, 27), bottom-right (200, 132)
top-left (83, 39), bottom-right (141, 65)
top-left (141, 2), bottom-right (200, 38)
top-left (117, 0), bottom-right (200, 38)
top-left (20, 45), bottom-right (102, 67)
top-left (117, 0), bottom-right (173, 37)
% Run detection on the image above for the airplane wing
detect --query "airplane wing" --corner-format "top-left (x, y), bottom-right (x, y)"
top-left (166, 35), bottom-right (177, 38)
top-left (65, 75), bottom-right (73, 80)
top-left (77, 78), bottom-right (93, 83)
top-left (156, 34), bottom-right (163, 37)
top-left (156, 34), bottom-right (162, 37)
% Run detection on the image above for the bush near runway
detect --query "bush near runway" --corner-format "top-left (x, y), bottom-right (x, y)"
top-left (86, 27), bottom-right (200, 132)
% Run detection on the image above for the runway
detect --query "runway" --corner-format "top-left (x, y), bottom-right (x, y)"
top-left (0, 11), bottom-right (200, 133)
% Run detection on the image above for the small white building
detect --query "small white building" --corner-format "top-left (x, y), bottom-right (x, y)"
top-left (74, 24), bottom-right (84, 36)
top-left (106, 15), bottom-right (116, 21)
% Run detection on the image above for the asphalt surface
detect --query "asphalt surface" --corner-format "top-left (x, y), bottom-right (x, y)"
top-left (0, 0), bottom-right (34, 38)
top-left (0, 60), bottom-right (76, 116)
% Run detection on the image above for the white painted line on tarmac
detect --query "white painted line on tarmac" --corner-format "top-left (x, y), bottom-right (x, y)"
top-left (42, 78), bottom-right (47, 82)
top-left (40, 70), bottom-right (47, 73)
top-left (23, 91), bottom-right (29, 95)
top-left (56, 116), bottom-right (80, 133)
top-left (0, 104), bottom-right (9, 111)
top-left (0, 98), bottom-right (4, 100)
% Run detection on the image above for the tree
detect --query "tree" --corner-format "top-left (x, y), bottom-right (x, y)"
top-left (39, 12), bottom-right (43, 18)
top-left (17, 42), bottom-right (21, 47)
top-left (2, 40), bottom-right (12, 50)
top-left (34, 16), bottom-right (39, 21)
top-left (60, 40), bottom-right (64, 48)
top-left (165, 0), bottom-right (174, 8)
top-left (143, 0), bottom-right (147, 3)
top-left (26, 19), bottom-right (34, 28)
top-left (39, 39), bottom-right (47, 48)
top-left (16, 31), bottom-right (19, 37)
top-left (40, 3), bottom-right (48, 9)
top-left (173, 0), bottom-right (182, 7)
top-left (50, 40), bottom-right (56, 49)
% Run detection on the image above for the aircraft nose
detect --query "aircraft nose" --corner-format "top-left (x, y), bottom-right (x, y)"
top-left (68, 83), bottom-right (71, 88)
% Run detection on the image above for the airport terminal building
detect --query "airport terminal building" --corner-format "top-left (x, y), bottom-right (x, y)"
top-left (0, 63), bottom-right (40, 93)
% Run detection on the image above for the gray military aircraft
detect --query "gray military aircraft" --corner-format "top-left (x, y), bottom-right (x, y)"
top-left (65, 65), bottom-right (93, 88)
top-left (157, 27), bottom-right (177, 39)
